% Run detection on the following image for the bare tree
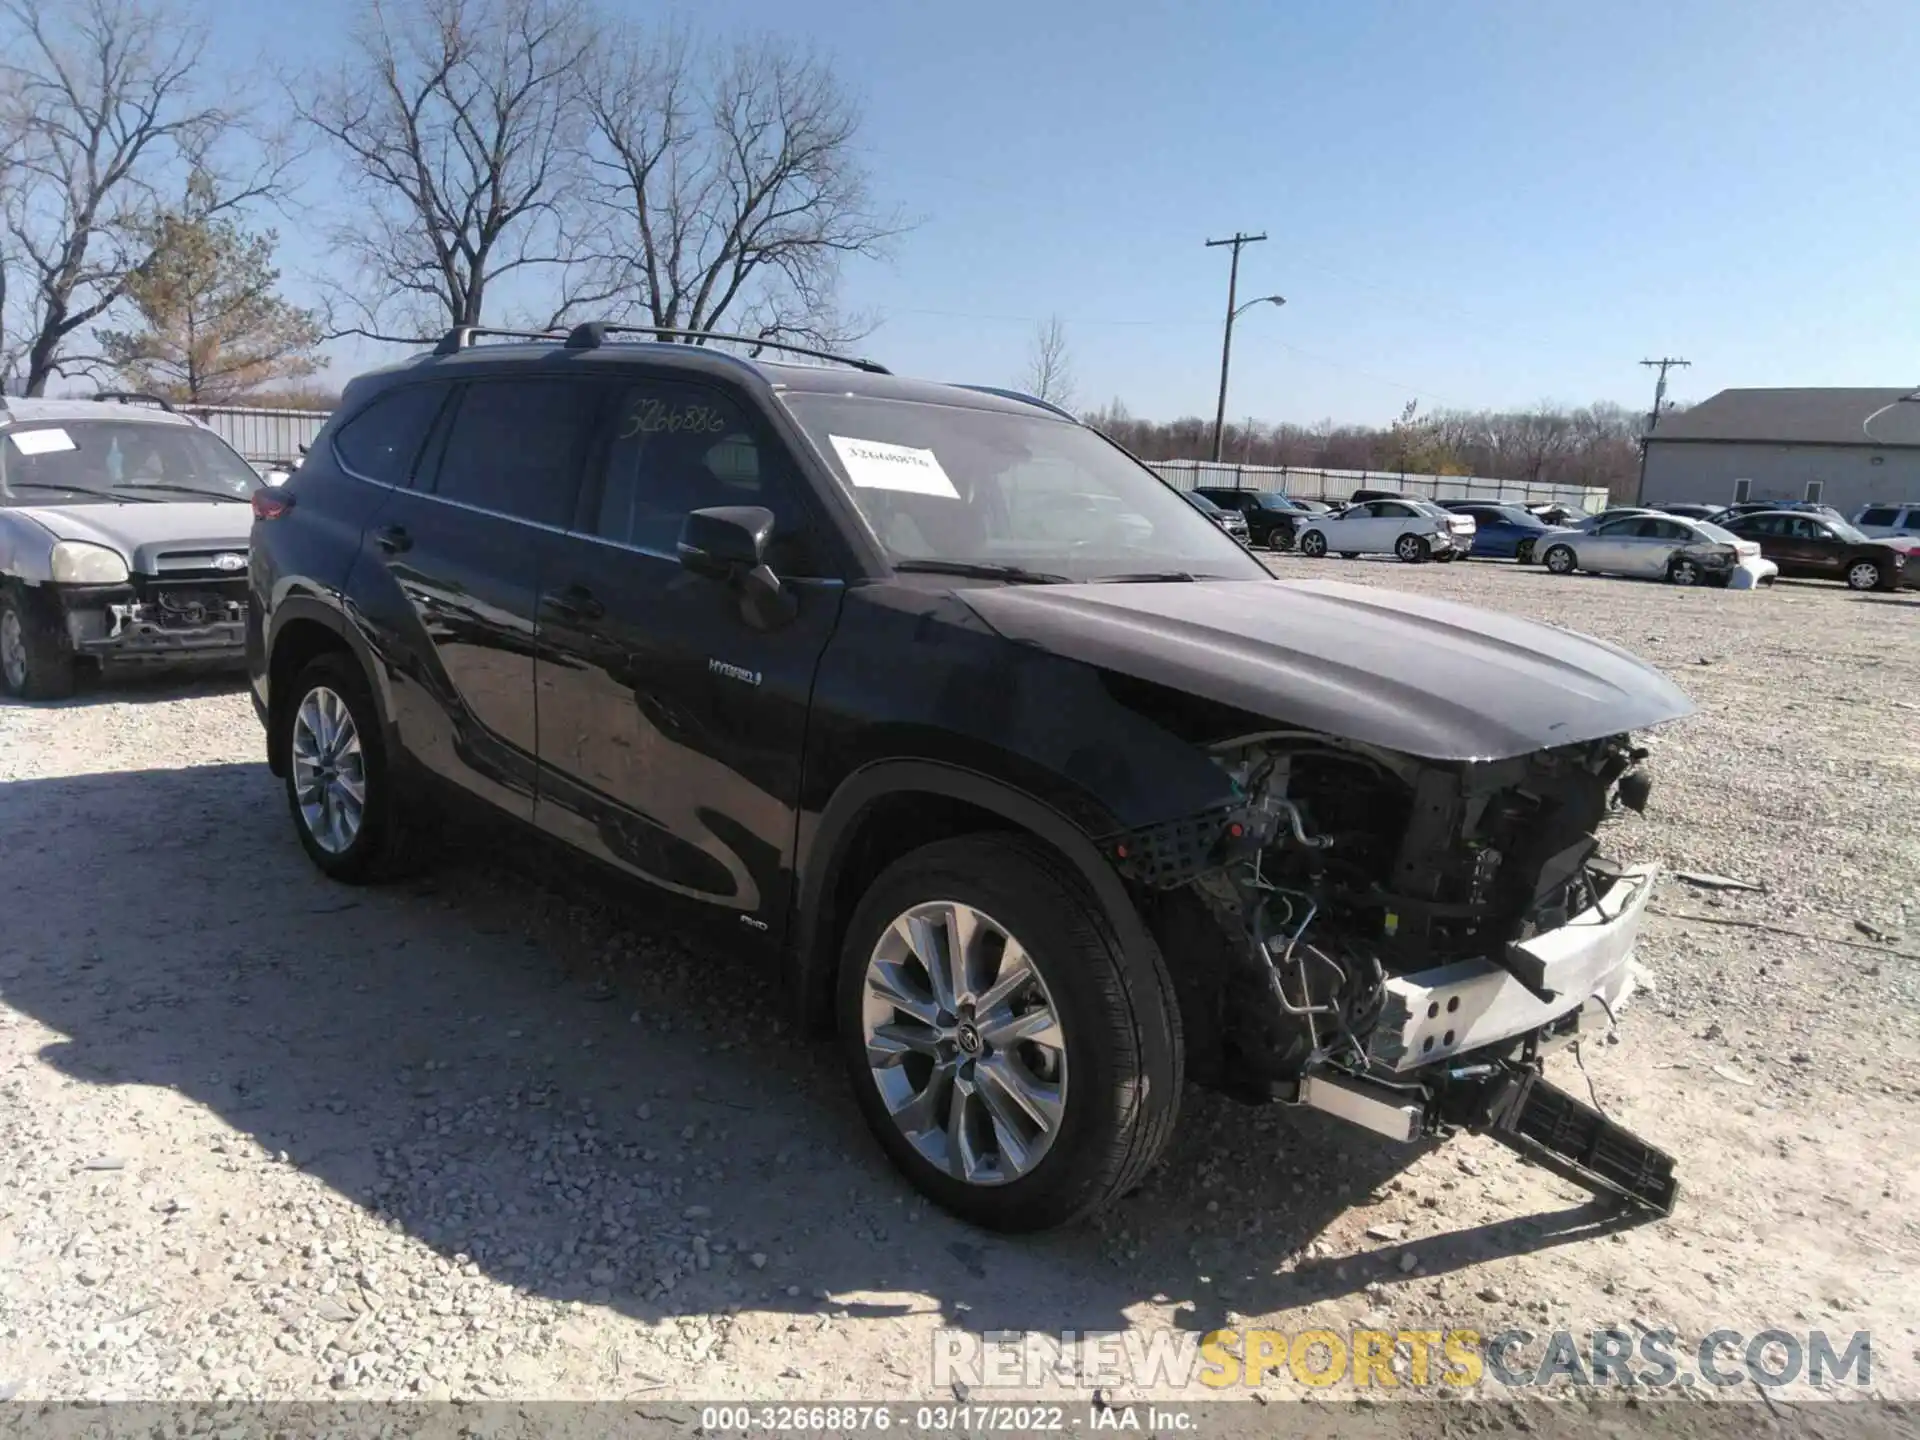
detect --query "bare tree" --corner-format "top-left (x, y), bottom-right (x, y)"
top-left (297, 0), bottom-right (592, 342)
top-left (0, 0), bottom-right (282, 394)
top-left (1020, 314), bottom-right (1074, 407)
top-left (558, 22), bottom-right (904, 346)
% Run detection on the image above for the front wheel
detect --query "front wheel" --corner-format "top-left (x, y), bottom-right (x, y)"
top-left (0, 584), bottom-right (77, 701)
top-left (1298, 530), bottom-right (1328, 558)
top-left (278, 653), bottom-right (424, 882)
top-left (1396, 533), bottom-right (1431, 563)
top-left (837, 835), bottom-right (1183, 1231)
top-left (1515, 539), bottom-right (1536, 565)
top-left (1667, 555), bottom-right (1703, 587)
top-left (1544, 544), bottom-right (1578, 575)
top-left (1846, 559), bottom-right (1884, 591)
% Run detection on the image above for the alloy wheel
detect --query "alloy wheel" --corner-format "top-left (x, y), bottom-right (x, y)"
top-left (860, 900), bottom-right (1068, 1186)
top-left (1546, 546), bottom-right (1575, 574)
top-left (291, 685), bottom-right (368, 854)
top-left (1847, 561), bottom-right (1881, 591)
top-left (1670, 559), bottom-right (1700, 586)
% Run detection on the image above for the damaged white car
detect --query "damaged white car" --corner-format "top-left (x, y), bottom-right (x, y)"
top-left (1537, 513), bottom-right (1778, 589)
top-left (0, 394), bottom-right (258, 699)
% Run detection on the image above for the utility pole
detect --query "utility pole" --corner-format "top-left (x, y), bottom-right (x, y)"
top-left (1634, 357), bottom-right (1690, 503)
top-left (1207, 231), bottom-right (1267, 463)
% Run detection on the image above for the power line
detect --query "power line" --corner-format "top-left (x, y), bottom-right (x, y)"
top-left (1634, 357), bottom-right (1691, 503)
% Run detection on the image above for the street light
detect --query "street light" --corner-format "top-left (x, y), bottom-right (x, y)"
top-left (1862, 388), bottom-right (1920, 443)
top-left (1212, 293), bottom-right (1285, 463)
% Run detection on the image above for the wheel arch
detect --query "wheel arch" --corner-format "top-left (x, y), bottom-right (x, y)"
top-left (789, 760), bottom-right (1150, 1034)
top-left (263, 597), bottom-right (391, 777)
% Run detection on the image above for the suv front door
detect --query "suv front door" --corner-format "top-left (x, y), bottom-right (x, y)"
top-left (361, 376), bottom-right (604, 820)
top-left (533, 374), bottom-right (846, 937)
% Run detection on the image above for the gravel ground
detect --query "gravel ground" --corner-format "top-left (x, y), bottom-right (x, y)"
top-left (0, 558), bottom-right (1916, 1413)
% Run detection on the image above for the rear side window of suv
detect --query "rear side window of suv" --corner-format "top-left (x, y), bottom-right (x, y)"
top-left (332, 385), bottom-right (448, 484)
top-left (1859, 507), bottom-right (1900, 526)
top-left (429, 379), bottom-right (603, 528)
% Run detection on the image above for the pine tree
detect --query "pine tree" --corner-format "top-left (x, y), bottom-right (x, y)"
top-left (100, 178), bottom-right (322, 403)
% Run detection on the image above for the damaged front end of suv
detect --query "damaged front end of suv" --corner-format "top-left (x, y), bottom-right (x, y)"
top-left (967, 578), bottom-right (1695, 1215)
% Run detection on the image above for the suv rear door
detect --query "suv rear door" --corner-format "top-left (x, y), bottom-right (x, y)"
top-left (361, 374), bottom-right (605, 820)
top-left (532, 372), bottom-right (846, 935)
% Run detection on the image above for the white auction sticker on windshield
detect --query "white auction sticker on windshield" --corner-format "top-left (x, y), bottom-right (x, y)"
top-left (9, 427), bottom-right (76, 455)
top-left (828, 435), bottom-right (959, 498)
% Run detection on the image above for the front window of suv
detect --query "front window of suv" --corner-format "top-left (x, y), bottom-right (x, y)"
top-left (0, 421), bottom-right (260, 505)
top-left (782, 394), bottom-right (1268, 582)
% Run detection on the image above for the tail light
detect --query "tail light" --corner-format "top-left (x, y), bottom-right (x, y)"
top-left (252, 489), bottom-right (294, 521)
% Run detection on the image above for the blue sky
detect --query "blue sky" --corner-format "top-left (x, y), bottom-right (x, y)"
top-left (205, 0), bottom-right (1920, 424)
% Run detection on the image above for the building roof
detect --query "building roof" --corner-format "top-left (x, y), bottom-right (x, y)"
top-left (1647, 387), bottom-right (1920, 449)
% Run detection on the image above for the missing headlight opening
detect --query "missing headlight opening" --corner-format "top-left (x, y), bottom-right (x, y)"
top-left (1115, 728), bottom-right (1678, 1216)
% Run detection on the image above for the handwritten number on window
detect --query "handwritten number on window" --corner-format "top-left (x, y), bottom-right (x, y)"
top-left (619, 398), bottom-right (731, 439)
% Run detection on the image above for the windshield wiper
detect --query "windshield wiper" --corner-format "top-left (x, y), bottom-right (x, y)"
top-left (1094, 571), bottom-right (1222, 583)
top-left (5, 481), bottom-right (155, 501)
top-left (112, 482), bottom-right (250, 502)
top-left (891, 559), bottom-right (1073, 584)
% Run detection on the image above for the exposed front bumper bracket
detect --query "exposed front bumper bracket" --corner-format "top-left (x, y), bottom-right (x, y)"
top-left (1472, 1066), bottom-right (1679, 1215)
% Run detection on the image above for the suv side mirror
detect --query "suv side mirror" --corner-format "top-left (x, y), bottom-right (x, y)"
top-left (677, 505), bottom-right (798, 631)
top-left (678, 506), bottom-right (773, 580)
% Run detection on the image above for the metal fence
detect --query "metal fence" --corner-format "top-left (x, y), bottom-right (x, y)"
top-left (1145, 460), bottom-right (1609, 514)
top-left (182, 405), bottom-right (330, 468)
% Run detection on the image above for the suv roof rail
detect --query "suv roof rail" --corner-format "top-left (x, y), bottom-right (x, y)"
top-left (92, 390), bottom-right (177, 412)
top-left (561, 322), bottom-right (890, 375)
top-left (432, 325), bottom-right (568, 357)
top-left (953, 384), bottom-right (1077, 421)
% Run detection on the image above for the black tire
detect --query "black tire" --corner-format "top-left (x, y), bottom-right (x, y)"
top-left (1544, 544), bottom-right (1577, 575)
top-left (1395, 532), bottom-right (1430, 564)
top-left (1667, 555), bottom-right (1703, 587)
top-left (0, 583), bottom-right (78, 701)
top-left (276, 652), bottom-right (424, 883)
top-left (1515, 539), bottom-right (1536, 565)
top-left (1845, 558), bottom-right (1884, 591)
top-left (836, 834), bottom-right (1183, 1232)
top-left (1298, 530), bottom-right (1328, 558)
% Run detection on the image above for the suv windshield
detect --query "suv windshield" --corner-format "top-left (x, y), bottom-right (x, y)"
top-left (0, 420), bottom-right (260, 506)
top-left (783, 394), bottom-right (1268, 582)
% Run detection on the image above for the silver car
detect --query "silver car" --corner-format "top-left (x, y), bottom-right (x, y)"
top-left (0, 394), bottom-right (258, 698)
top-left (1536, 512), bottom-right (1777, 588)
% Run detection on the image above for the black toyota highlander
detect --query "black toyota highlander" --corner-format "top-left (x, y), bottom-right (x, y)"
top-left (248, 324), bottom-right (1692, 1230)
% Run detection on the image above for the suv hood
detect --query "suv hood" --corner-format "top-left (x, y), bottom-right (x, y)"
top-left (960, 577), bottom-right (1694, 760)
top-left (15, 502), bottom-right (253, 572)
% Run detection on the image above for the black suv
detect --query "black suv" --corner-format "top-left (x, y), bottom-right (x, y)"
top-left (249, 324), bottom-right (1693, 1228)
top-left (1189, 487), bottom-right (1309, 549)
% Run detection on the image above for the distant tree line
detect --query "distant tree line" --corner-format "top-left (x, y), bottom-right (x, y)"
top-left (1081, 398), bottom-right (1666, 502)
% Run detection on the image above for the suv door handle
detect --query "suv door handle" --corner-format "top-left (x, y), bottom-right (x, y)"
top-left (542, 585), bottom-right (605, 622)
top-left (375, 524), bottom-right (412, 554)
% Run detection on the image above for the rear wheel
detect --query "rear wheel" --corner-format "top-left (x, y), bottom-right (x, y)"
top-left (278, 653), bottom-right (423, 882)
top-left (1544, 544), bottom-right (1577, 575)
top-left (837, 835), bottom-right (1183, 1231)
top-left (1396, 533), bottom-right (1430, 563)
top-left (1298, 530), bottom-right (1328, 558)
top-left (0, 584), bottom-right (77, 701)
top-left (1846, 559), bottom-right (1884, 591)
